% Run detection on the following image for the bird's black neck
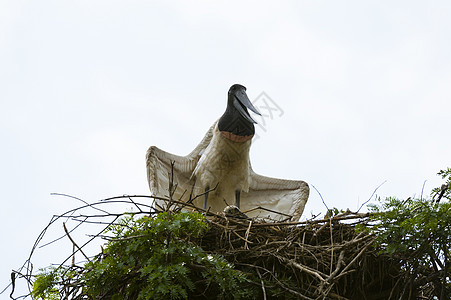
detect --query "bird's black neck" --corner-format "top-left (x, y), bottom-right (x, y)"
top-left (218, 108), bottom-right (255, 138)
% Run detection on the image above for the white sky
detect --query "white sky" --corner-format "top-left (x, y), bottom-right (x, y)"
top-left (1, 0), bottom-right (451, 296)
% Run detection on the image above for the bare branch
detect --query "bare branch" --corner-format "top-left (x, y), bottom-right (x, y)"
top-left (63, 222), bottom-right (91, 263)
top-left (356, 180), bottom-right (387, 212)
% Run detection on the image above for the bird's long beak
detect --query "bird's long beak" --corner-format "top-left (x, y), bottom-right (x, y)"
top-left (233, 90), bottom-right (261, 124)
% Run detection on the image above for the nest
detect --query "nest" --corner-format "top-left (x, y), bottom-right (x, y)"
top-left (153, 191), bottom-right (439, 299)
top-left (198, 212), bottom-right (402, 300)
top-left (8, 195), bottom-right (438, 300)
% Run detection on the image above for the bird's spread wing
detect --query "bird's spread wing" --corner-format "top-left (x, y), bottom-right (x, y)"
top-left (146, 120), bottom-right (309, 221)
top-left (240, 169), bottom-right (310, 221)
top-left (146, 121), bottom-right (216, 207)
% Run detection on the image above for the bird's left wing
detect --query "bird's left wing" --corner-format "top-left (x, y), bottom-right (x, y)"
top-left (146, 121), bottom-right (217, 207)
top-left (240, 169), bottom-right (309, 221)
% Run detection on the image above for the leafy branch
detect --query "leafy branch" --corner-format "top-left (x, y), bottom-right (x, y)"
top-left (361, 168), bottom-right (451, 299)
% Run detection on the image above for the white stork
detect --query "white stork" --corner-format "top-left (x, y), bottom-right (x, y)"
top-left (146, 84), bottom-right (309, 221)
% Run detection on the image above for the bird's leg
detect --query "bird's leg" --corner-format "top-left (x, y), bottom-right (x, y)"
top-left (235, 190), bottom-right (240, 208)
top-left (203, 186), bottom-right (209, 210)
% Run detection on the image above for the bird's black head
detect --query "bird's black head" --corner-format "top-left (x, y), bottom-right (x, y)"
top-left (218, 84), bottom-right (261, 140)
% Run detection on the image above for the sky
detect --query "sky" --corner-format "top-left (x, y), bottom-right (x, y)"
top-left (1, 0), bottom-right (451, 296)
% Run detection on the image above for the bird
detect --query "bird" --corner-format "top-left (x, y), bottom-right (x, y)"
top-left (146, 84), bottom-right (309, 221)
top-left (223, 205), bottom-right (250, 219)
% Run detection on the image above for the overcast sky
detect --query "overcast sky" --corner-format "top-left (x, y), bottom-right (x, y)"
top-left (1, 0), bottom-right (451, 295)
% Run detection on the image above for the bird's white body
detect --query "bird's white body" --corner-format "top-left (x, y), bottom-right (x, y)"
top-left (193, 123), bottom-right (251, 211)
top-left (147, 120), bottom-right (309, 221)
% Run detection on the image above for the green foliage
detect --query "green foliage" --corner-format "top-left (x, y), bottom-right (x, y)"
top-left (32, 212), bottom-right (254, 300)
top-left (361, 168), bottom-right (451, 297)
top-left (324, 207), bottom-right (345, 218)
top-left (431, 167), bottom-right (451, 202)
top-left (367, 197), bottom-right (451, 256)
top-left (31, 268), bottom-right (60, 300)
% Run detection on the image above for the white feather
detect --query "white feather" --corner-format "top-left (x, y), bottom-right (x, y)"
top-left (146, 120), bottom-right (309, 221)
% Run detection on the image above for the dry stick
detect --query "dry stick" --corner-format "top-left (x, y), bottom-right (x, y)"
top-left (186, 178), bottom-right (197, 205)
top-left (310, 222), bottom-right (329, 244)
top-left (255, 267), bottom-right (267, 300)
top-left (71, 244), bottom-right (75, 266)
top-left (63, 222), bottom-right (91, 265)
top-left (57, 216), bottom-right (120, 271)
top-left (243, 206), bottom-right (292, 218)
top-left (107, 234), bottom-right (148, 242)
top-left (237, 263), bottom-right (315, 300)
top-left (327, 292), bottom-right (351, 300)
top-left (311, 184), bottom-right (329, 212)
top-left (167, 161), bottom-right (178, 211)
top-left (244, 220), bottom-right (253, 250)
top-left (436, 183), bottom-right (448, 203)
top-left (335, 239), bottom-right (376, 279)
top-left (440, 244), bottom-right (448, 300)
top-left (252, 213), bottom-right (370, 227)
top-left (9, 272), bottom-right (15, 299)
top-left (127, 196), bottom-right (144, 213)
top-left (319, 250), bottom-right (346, 296)
top-left (63, 222), bottom-right (91, 263)
top-left (206, 220), bottom-right (229, 230)
top-left (69, 215), bottom-right (151, 227)
top-left (277, 256), bottom-right (326, 282)
top-left (186, 182), bottom-right (219, 205)
top-left (231, 229), bottom-right (254, 245)
top-left (51, 193), bottom-right (110, 215)
top-left (356, 180), bottom-right (387, 213)
top-left (329, 217), bottom-right (334, 276)
top-left (388, 277), bottom-right (403, 300)
top-left (323, 234), bottom-right (373, 252)
top-left (420, 180), bottom-right (427, 200)
top-left (151, 193), bottom-right (220, 217)
top-left (40, 216), bottom-right (89, 249)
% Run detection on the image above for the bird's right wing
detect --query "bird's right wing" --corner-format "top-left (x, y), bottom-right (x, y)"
top-left (146, 121), bottom-right (217, 207)
top-left (241, 169), bottom-right (309, 221)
